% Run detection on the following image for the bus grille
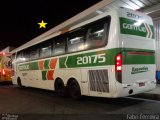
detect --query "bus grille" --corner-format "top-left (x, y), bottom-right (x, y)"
top-left (88, 69), bottom-right (109, 92)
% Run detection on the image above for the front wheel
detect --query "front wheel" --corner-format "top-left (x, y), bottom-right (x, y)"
top-left (68, 80), bottom-right (81, 100)
top-left (54, 79), bottom-right (66, 97)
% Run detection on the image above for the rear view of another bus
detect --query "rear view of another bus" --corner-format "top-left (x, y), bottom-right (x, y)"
top-left (0, 52), bottom-right (12, 82)
top-left (114, 8), bottom-right (156, 97)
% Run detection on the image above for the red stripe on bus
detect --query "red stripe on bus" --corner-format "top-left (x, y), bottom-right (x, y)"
top-left (39, 60), bottom-right (44, 70)
top-left (145, 23), bottom-right (151, 38)
top-left (127, 51), bottom-right (154, 55)
top-left (47, 70), bottom-right (54, 80)
top-left (50, 58), bottom-right (57, 69)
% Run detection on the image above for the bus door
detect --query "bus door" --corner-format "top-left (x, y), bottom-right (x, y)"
top-left (81, 69), bottom-right (89, 95)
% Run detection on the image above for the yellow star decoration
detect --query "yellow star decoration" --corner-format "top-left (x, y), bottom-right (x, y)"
top-left (38, 20), bottom-right (47, 28)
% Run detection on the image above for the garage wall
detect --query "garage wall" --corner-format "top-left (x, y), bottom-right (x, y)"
top-left (154, 18), bottom-right (160, 71)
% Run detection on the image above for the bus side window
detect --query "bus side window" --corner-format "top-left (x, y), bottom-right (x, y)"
top-left (85, 16), bottom-right (110, 49)
top-left (40, 45), bottom-right (52, 58)
top-left (23, 49), bottom-right (30, 62)
top-left (53, 35), bottom-right (66, 56)
top-left (30, 47), bottom-right (39, 60)
top-left (17, 51), bottom-right (23, 63)
top-left (86, 24), bottom-right (105, 49)
top-left (39, 44), bottom-right (52, 58)
top-left (67, 28), bottom-right (86, 53)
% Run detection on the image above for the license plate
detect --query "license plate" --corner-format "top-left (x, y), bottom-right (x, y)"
top-left (139, 82), bottom-right (145, 87)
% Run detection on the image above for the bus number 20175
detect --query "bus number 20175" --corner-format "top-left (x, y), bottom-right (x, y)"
top-left (77, 53), bottom-right (106, 65)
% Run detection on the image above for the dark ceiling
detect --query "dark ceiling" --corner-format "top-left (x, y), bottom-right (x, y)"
top-left (0, 0), bottom-right (101, 51)
top-left (149, 10), bottom-right (160, 18)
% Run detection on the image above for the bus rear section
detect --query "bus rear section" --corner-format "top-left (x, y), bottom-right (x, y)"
top-left (114, 8), bottom-right (156, 97)
top-left (0, 53), bottom-right (12, 82)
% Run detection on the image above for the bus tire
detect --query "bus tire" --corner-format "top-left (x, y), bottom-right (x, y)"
top-left (68, 79), bottom-right (81, 100)
top-left (17, 77), bottom-right (23, 88)
top-left (54, 79), bottom-right (66, 97)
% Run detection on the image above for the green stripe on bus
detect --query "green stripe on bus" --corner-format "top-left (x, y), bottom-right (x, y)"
top-left (30, 62), bottom-right (39, 70)
top-left (17, 48), bottom-right (155, 70)
top-left (59, 48), bottom-right (119, 68)
top-left (123, 48), bottom-right (155, 64)
top-left (149, 25), bottom-right (155, 39)
top-left (59, 48), bottom-right (155, 68)
top-left (42, 71), bottom-right (47, 80)
top-left (44, 60), bottom-right (50, 69)
top-left (123, 53), bottom-right (155, 64)
top-left (59, 57), bottom-right (67, 68)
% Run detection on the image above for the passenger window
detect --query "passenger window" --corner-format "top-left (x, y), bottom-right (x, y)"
top-left (53, 36), bottom-right (66, 56)
top-left (85, 16), bottom-right (110, 49)
top-left (30, 48), bottom-right (39, 60)
top-left (40, 45), bottom-right (51, 58)
top-left (16, 52), bottom-right (23, 63)
top-left (68, 28), bottom-right (86, 52)
top-left (86, 24), bottom-right (106, 49)
top-left (23, 49), bottom-right (30, 62)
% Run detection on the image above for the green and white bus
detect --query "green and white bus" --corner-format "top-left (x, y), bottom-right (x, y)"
top-left (12, 8), bottom-right (156, 98)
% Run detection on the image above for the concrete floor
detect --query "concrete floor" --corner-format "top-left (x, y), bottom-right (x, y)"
top-left (0, 84), bottom-right (160, 120)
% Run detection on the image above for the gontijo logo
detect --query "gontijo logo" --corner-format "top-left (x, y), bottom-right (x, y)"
top-left (122, 22), bottom-right (146, 32)
top-left (18, 64), bottom-right (29, 71)
top-left (120, 17), bottom-right (154, 39)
